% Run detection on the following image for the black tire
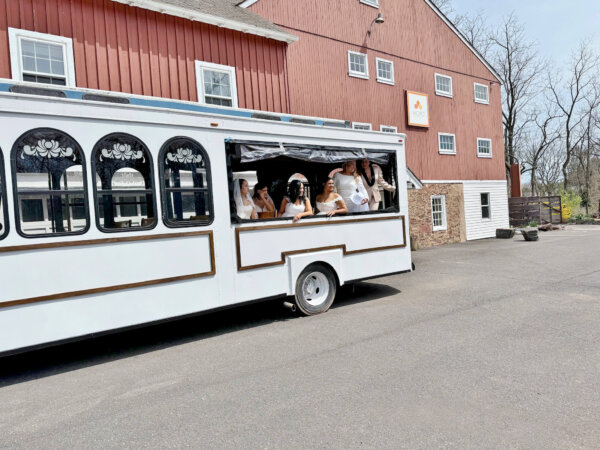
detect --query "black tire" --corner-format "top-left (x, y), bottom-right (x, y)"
top-left (294, 264), bottom-right (337, 315)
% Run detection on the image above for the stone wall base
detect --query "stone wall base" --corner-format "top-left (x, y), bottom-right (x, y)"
top-left (408, 183), bottom-right (466, 250)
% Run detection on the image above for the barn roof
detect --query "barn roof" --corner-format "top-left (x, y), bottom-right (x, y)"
top-left (110, 0), bottom-right (297, 43)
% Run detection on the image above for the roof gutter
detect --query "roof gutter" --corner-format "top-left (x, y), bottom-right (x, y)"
top-left (111, 0), bottom-right (298, 44)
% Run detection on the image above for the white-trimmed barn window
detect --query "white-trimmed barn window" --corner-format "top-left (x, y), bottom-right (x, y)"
top-left (438, 133), bottom-right (456, 155)
top-left (352, 122), bottom-right (372, 131)
top-left (477, 138), bottom-right (492, 158)
top-left (360, 0), bottom-right (379, 7)
top-left (376, 58), bottom-right (394, 85)
top-left (435, 73), bottom-right (453, 97)
top-left (474, 83), bottom-right (489, 104)
top-left (380, 125), bottom-right (397, 133)
top-left (431, 195), bottom-right (447, 231)
top-left (8, 28), bottom-right (76, 87)
top-left (195, 61), bottom-right (238, 108)
top-left (348, 51), bottom-right (369, 79)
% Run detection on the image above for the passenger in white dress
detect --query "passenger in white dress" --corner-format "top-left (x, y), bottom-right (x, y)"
top-left (252, 182), bottom-right (276, 217)
top-left (316, 178), bottom-right (348, 216)
top-left (278, 180), bottom-right (313, 223)
top-left (333, 160), bottom-right (369, 213)
top-left (234, 178), bottom-right (258, 220)
top-left (359, 158), bottom-right (396, 211)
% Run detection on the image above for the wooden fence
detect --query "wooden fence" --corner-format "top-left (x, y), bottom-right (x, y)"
top-left (509, 196), bottom-right (562, 227)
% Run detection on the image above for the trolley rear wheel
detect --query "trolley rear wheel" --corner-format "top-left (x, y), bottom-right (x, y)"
top-left (294, 264), bottom-right (337, 315)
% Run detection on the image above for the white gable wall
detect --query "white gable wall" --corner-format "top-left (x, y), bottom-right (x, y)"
top-left (463, 181), bottom-right (509, 240)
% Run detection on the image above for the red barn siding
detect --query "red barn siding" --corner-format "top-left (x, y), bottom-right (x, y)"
top-left (0, 0), bottom-right (290, 113)
top-left (250, 0), bottom-right (505, 181)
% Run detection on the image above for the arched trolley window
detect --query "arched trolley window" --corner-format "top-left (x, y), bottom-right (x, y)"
top-left (0, 149), bottom-right (9, 239)
top-left (92, 133), bottom-right (157, 232)
top-left (11, 128), bottom-right (89, 237)
top-left (159, 137), bottom-right (213, 227)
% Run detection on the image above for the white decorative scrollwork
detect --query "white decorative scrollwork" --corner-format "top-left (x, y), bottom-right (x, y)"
top-left (100, 143), bottom-right (145, 162)
top-left (21, 140), bottom-right (76, 160)
top-left (166, 148), bottom-right (203, 165)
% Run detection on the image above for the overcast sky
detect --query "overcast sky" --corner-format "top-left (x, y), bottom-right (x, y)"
top-left (450, 0), bottom-right (600, 64)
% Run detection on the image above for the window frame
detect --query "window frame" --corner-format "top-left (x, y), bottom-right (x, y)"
top-left (91, 132), bottom-right (158, 234)
top-left (348, 51), bottom-right (369, 79)
top-left (11, 128), bottom-right (90, 238)
top-left (194, 60), bottom-right (239, 108)
top-left (477, 138), bottom-right (493, 158)
top-left (434, 73), bottom-right (453, 98)
top-left (360, 0), bottom-right (379, 7)
top-left (474, 82), bottom-right (490, 105)
top-left (481, 192), bottom-right (491, 220)
top-left (352, 122), bottom-right (373, 131)
top-left (376, 58), bottom-right (395, 85)
top-left (8, 27), bottom-right (76, 87)
top-left (431, 195), bottom-right (447, 232)
top-left (438, 133), bottom-right (457, 155)
top-left (158, 136), bottom-right (215, 228)
top-left (226, 141), bottom-right (400, 224)
top-left (0, 149), bottom-right (9, 240)
top-left (380, 125), bottom-right (398, 133)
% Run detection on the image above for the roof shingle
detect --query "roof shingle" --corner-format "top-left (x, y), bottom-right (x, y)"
top-left (115, 0), bottom-right (295, 43)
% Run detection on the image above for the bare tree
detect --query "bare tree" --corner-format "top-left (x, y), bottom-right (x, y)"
top-left (548, 42), bottom-right (598, 191)
top-left (429, 0), bottom-right (454, 16)
top-left (537, 144), bottom-right (564, 195)
top-left (453, 11), bottom-right (491, 57)
top-left (573, 87), bottom-right (600, 214)
top-left (429, 0), bottom-right (489, 56)
top-left (488, 14), bottom-right (546, 178)
top-left (523, 107), bottom-right (561, 196)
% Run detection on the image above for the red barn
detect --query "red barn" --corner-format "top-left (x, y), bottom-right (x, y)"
top-left (0, 0), bottom-right (295, 112)
top-left (244, 0), bottom-right (509, 247)
top-left (0, 0), bottom-right (508, 248)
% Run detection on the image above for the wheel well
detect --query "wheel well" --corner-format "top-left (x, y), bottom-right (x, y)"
top-left (302, 261), bottom-right (341, 288)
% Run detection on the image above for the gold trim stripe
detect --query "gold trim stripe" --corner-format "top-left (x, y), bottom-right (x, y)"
top-left (0, 231), bottom-right (216, 308)
top-left (236, 215), bottom-right (406, 271)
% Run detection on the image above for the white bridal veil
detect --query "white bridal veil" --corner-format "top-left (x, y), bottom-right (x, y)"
top-left (233, 177), bottom-right (254, 218)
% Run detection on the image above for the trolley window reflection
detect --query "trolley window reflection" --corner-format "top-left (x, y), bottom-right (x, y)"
top-left (159, 137), bottom-right (213, 227)
top-left (0, 149), bottom-right (8, 239)
top-left (92, 133), bottom-right (157, 231)
top-left (11, 128), bottom-right (89, 237)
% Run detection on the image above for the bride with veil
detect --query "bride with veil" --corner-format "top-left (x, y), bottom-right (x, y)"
top-left (234, 178), bottom-right (258, 220)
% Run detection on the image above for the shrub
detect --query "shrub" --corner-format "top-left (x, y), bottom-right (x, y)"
top-left (560, 190), bottom-right (582, 221)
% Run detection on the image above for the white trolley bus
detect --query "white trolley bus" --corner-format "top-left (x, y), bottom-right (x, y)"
top-left (0, 84), bottom-right (412, 356)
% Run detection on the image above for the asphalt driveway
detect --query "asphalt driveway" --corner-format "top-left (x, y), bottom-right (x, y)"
top-left (1, 225), bottom-right (599, 449)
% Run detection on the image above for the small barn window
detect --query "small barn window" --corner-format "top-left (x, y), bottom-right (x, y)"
top-left (11, 128), bottom-right (89, 237)
top-left (438, 133), bottom-right (456, 155)
top-left (376, 58), bottom-right (394, 85)
top-left (348, 51), bottom-right (369, 79)
top-left (93, 133), bottom-right (157, 232)
top-left (159, 137), bottom-right (213, 227)
top-left (431, 195), bottom-right (447, 231)
top-left (481, 193), bottom-right (491, 219)
top-left (435, 73), bottom-right (453, 97)
top-left (8, 28), bottom-right (76, 87)
top-left (477, 138), bottom-right (492, 158)
top-left (195, 61), bottom-right (238, 108)
top-left (474, 83), bottom-right (489, 104)
top-left (0, 149), bottom-right (8, 239)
